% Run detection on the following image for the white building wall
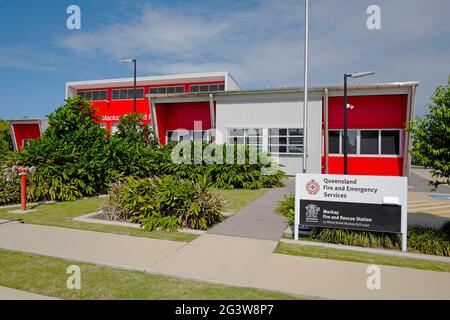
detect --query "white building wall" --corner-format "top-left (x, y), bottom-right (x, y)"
top-left (215, 91), bottom-right (323, 175)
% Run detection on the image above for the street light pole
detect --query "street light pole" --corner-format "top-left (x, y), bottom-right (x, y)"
top-left (343, 71), bottom-right (375, 175)
top-left (119, 58), bottom-right (137, 114)
top-left (133, 59), bottom-right (137, 114)
top-left (343, 74), bottom-right (349, 174)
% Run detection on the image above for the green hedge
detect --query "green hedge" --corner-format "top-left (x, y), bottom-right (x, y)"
top-left (102, 176), bottom-right (224, 231)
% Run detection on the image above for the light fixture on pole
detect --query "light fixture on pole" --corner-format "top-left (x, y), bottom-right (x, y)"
top-left (118, 59), bottom-right (137, 114)
top-left (343, 71), bottom-right (375, 175)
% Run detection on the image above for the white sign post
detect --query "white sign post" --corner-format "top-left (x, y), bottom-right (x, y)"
top-left (294, 173), bottom-right (408, 252)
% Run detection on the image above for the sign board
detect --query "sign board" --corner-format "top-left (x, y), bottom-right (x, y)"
top-left (295, 173), bottom-right (408, 251)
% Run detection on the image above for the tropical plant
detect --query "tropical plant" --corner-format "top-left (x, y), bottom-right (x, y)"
top-left (409, 76), bottom-right (450, 189)
top-left (408, 225), bottom-right (450, 256)
top-left (14, 97), bottom-right (117, 201)
top-left (0, 177), bottom-right (20, 205)
top-left (102, 175), bottom-right (224, 231)
top-left (0, 119), bottom-right (13, 157)
top-left (159, 142), bottom-right (285, 189)
top-left (276, 193), bottom-right (295, 225)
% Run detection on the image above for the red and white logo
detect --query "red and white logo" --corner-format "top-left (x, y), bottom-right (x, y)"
top-left (306, 179), bottom-right (320, 195)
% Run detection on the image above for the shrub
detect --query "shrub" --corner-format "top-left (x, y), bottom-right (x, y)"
top-left (408, 225), bottom-right (450, 256)
top-left (0, 177), bottom-right (20, 205)
top-left (102, 175), bottom-right (224, 231)
top-left (441, 221), bottom-right (450, 241)
top-left (276, 194), bottom-right (295, 225)
top-left (159, 142), bottom-right (285, 189)
top-left (311, 228), bottom-right (401, 250)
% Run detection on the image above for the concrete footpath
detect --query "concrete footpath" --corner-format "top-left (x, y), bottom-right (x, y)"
top-left (1, 222), bottom-right (450, 299)
top-left (208, 179), bottom-right (293, 240)
top-left (0, 286), bottom-right (58, 300)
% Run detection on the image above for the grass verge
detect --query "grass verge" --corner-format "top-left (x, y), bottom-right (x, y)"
top-left (274, 242), bottom-right (450, 273)
top-left (0, 249), bottom-right (298, 300)
top-left (0, 198), bottom-right (197, 242)
top-left (0, 189), bottom-right (268, 242)
top-left (211, 188), bottom-right (267, 212)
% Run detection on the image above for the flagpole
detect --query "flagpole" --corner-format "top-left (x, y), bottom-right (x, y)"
top-left (302, 0), bottom-right (309, 173)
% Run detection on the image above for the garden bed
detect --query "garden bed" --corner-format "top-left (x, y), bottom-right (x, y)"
top-left (73, 211), bottom-right (207, 235)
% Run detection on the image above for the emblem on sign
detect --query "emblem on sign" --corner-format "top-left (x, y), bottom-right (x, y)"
top-left (305, 204), bottom-right (320, 222)
top-left (306, 179), bottom-right (320, 195)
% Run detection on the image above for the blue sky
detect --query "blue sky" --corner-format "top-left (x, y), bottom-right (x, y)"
top-left (0, 0), bottom-right (449, 119)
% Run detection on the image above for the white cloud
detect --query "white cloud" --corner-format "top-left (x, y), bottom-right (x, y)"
top-left (57, 0), bottom-right (450, 114)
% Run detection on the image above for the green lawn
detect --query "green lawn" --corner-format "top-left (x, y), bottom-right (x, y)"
top-left (0, 198), bottom-right (197, 242)
top-left (274, 242), bottom-right (450, 273)
top-left (211, 188), bottom-right (267, 212)
top-left (0, 189), bottom-right (267, 242)
top-left (0, 249), bottom-right (298, 300)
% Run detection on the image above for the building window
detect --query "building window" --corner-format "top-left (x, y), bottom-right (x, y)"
top-left (341, 130), bottom-right (357, 154)
top-left (22, 139), bottom-right (35, 147)
top-left (149, 86), bottom-right (185, 94)
top-left (381, 130), bottom-right (400, 155)
top-left (269, 128), bottom-right (303, 154)
top-left (227, 128), bottom-right (262, 150)
top-left (360, 130), bottom-right (379, 155)
top-left (190, 84), bottom-right (225, 93)
top-left (167, 130), bottom-right (210, 143)
top-left (327, 129), bottom-right (401, 156)
top-left (328, 131), bottom-right (340, 154)
top-left (78, 90), bottom-right (107, 101)
top-left (111, 88), bottom-right (144, 100)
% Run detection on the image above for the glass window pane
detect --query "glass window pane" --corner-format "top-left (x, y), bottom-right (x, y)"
top-left (167, 87), bottom-right (175, 94)
top-left (270, 137), bottom-right (287, 145)
top-left (218, 84), bottom-right (225, 91)
top-left (246, 136), bottom-right (261, 144)
top-left (190, 85), bottom-right (199, 93)
top-left (288, 128), bottom-right (303, 136)
top-left (229, 137), bottom-right (244, 144)
top-left (157, 87), bottom-right (167, 94)
top-left (328, 131), bottom-right (340, 154)
top-left (176, 86), bottom-right (184, 93)
top-left (150, 88), bottom-right (157, 94)
top-left (112, 90), bottom-right (120, 100)
top-left (269, 145), bottom-right (287, 153)
top-left (247, 128), bottom-right (261, 136)
top-left (381, 130), bottom-right (400, 155)
top-left (178, 130), bottom-right (191, 141)
top-left (341, 130), bottom-right (357, 154)
top-left (360, 130), bottom-right (379, 154)
top-left (199, 85), bottom-right (209, 92)
top-left (289, 136), bottom-right (303, 144)
top-left (136, 89), bottom-right (144, 99)
top-left (99, 90), bottom-right (107, 100)
top-left (269, 128), bottom-right (287, 136)
top-left (209, 84), bottom-right (218, 91)
top-left (119, 90), bottom-right (128, 99)
top-left (228, 128), bottom-right (244, 136)
top-left (288, 145), bottom-right (303, 154)
top-left (92, 91), bottom-right (100, 100)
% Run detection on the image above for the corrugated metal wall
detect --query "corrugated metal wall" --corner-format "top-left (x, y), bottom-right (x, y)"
top-left (215, 91), bottom-right (323, 175)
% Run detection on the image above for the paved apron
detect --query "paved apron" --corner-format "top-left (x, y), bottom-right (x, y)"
top-left (208, 179), bottom-right (294, 240)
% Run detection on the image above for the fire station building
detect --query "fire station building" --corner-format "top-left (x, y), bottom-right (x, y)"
top-left (8, 71), bottom-right (418, 177)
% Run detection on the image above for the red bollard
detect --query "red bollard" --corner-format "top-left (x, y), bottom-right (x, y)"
top-left (21, 172), bottom-right (27, 211)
